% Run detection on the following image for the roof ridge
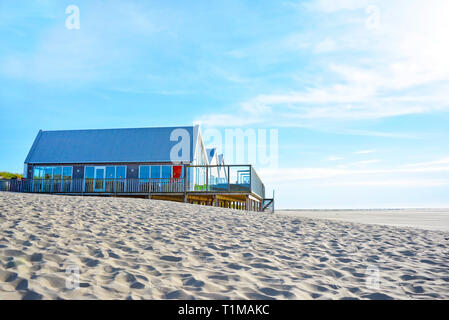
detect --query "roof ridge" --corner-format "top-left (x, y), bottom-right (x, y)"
top-left (40, 125), bottom-right (195, 133)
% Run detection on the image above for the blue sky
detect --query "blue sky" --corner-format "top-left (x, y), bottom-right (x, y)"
top-left (1, 0), bottom-right (449, 208)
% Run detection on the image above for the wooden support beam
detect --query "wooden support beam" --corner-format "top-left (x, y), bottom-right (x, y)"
top-left (150, 195), bottom-right (184, 202)
top-left (215, 194), bottom-right (246, 202)
top-left (214, 196), bottom-right (219, 207)
top-left (187, 194), bottom-right (214, 202)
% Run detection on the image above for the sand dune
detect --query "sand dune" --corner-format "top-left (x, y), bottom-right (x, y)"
top-left (1, 192), bottom-right (448, 300)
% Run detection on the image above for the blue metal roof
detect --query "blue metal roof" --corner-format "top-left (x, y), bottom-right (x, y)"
top-left (25, 126), bottom-right (197, 164)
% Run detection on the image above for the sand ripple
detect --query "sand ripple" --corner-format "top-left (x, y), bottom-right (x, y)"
top-left (1, 192), bottom-right (448, 300)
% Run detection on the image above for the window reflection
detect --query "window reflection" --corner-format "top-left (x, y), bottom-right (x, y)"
top-left (139, 166), bottom-right (150, 179)
top-left (32, 166), bottom-right (73, 193)
top-left (151, 166), bottom-right (160, 179)
top-left (106, 166), bottom-right (115, 179)
top-left (161, 166), bottom-right (171, 179)
top-left (116, 166), bottom-right (126, 179)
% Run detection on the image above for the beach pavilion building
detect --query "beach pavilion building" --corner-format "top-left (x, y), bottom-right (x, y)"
top-left (10, 125), bottom-right (272, 212)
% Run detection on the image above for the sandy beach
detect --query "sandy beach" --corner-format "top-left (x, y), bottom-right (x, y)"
top-left (277, 209), bottom-right (449, 232)
top-left (1, 192), bottom-right (448, 300)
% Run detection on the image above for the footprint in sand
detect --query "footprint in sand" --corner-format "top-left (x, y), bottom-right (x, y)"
top-left (244, 292), bottom-right (276, 300)
top-left (15, 279), bottom-right (28, 290)
top-left (399, 250), bottom-right (415, 257)
top-left (259, 287), bottom-right (293, 298)
top-left (183, 276), bottom-right (205, 288)
top-left (164, 289), bottom-right (194, 299)
top-left (250, 263), bottom-right (280, 271)
top-left (362, 292), bottom-right (394, 300)
top-left (83, 258), bottom-right (100, 267)
top-left (29, 253), bottom-right (43, 262)
top-left (0, 269), bottom-right (18, 282)
top-left (107, 250), bottom-right (120, 259)
top-left (159, 255), bottom-right (182, 262)
top-left (227, 263), bottom-right (244, 270)
top-left (208, 274), bottom-right (228, 281)
top-left (22, 290), bottom-right (43, 300)
top-left (130, 282), bottom-right (145, 289)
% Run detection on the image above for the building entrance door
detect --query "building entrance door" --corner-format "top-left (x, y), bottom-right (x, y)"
top-left (94, 167), bottom-right (105, 192)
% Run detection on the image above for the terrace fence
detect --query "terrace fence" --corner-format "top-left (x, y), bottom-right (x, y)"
top-left (0, 165), bottom-right (266, 199)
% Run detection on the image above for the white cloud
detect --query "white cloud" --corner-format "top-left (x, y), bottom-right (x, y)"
top-left (194, 114), bottom-right (262, 127)
top-left (258, 160), bottom-right (449, 189)
top-left (403, 158), bottom-right (449, 168)
top-left (340, 130), bottom-right (421, 139)
top-left (323, 178), bottom-right (449, 188)
top-left (315, 37), bottom-right (337, 53)
top-left (353, 149), bottom-right (375, 154)
top-left (345, 159), bottom-right (381, 167)
top-left (327, 155), bottom-right (343, 161)
top-left (200, 1), bottom-right (449, 126)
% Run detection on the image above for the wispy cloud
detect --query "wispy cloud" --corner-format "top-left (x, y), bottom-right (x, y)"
top-left (345, 159), bottom-right (381, 166)
top-left (327, 155), bottom-right (344, 161)
top-left (327, 156), bottom-right (344, 161)
top-left (259, 159), bottom-right (449, 188)
top-left (198, 1), bottom-right (449, 127)
top-left (403, 158), bottom-right (449, 168)
top-left (323, 178), bottom-right (449, 188)
top-left (353, 149), bottom-right (375, 154)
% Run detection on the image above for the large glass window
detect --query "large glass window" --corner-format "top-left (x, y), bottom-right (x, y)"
top-left (33, 167), bottom-right (44, 179)
top-left (140, 165), bottom-right (179, 179)
top-left (151, 165), bottom-right (161, 179)
top-left (62, 167), bottom-right (72, 192)
top-left (161, 166), bottom-right (171, 179)
top-left (33, 166), bottom-right (73, 179)
top-left (106, 166), bottom-right (115, 179)
top-left (32, 166), bottom-right (73, 192)
top-left (63, 167), bottom-right (72, 180)
top-left (44, 167), bottom-right (53, 179)
top-left (53, 167), bottom-right (62, 180)
top-left (139, 166), bottom-right (150, 179)
top-left (85, 167), bottom-right (95, 179)
top-left (116, 166), bottom-right (126, 179)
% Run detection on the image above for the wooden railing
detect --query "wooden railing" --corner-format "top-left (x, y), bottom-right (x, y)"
top-left (0, 165), bottom-right (266, 198)
top-left (0, 178), bottom-right (184, 194)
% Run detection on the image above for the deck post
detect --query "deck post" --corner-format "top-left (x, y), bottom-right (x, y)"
top-left (227, 166), bottom-right (230, 191)
top-left (206, 166), bottom-right (208, 191)
top-left (183, 164), bottom-right (187, 203)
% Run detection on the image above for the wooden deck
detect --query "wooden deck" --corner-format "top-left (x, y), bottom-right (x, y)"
top-left (0, 176), bottom-right (272, 212)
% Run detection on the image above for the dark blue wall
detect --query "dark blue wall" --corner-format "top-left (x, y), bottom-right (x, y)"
top-left (27, 164), bottom-right (33, 179)
top-left (72, 165), bottom-right (84, 192)
top-left (73, 165), bottom-right (85, 179)
top-left (127, 164), bottom-right (139, 179)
